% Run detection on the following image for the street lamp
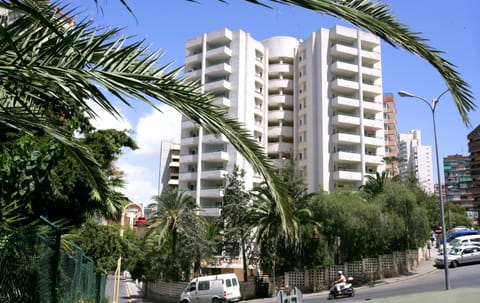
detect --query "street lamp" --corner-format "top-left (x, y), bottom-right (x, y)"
top-left (398, 89), bottom-right (450, 290)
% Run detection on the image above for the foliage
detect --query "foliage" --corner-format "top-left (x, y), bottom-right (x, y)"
top-left (68, 220), bottom-right (142, 273)
top-left (218, 166), bottom-right (253, 280)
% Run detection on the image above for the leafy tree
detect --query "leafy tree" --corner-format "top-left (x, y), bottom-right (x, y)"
top-left (69, 220), bottom-right (141, 273)
top-left (360, 171), bottom-right (399, 198)
top-left (219, 166), bottom-right (253, 281)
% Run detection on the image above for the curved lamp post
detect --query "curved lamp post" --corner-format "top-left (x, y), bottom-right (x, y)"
top-left (398, 89), bottom-right (450, 290)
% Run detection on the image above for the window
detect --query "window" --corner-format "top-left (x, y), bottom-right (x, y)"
top-left (225, 279), bottom-right (232, 287)
top-left (198, 281), bottom-right (210, 291)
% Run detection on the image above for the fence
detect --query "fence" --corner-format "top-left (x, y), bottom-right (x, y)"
top-left (284, 248), bottom-right (423, 292)
top-left (35, 216), bottom-right (106, 303)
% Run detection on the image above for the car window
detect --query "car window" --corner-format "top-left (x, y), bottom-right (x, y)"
top-left (225, 279), bottom-right (232, 287)
top-left (188, 282), bottom-right (196, 292)
top-left (450, 248), bottom-right (462, 255)
top-left (462, 248), bottom-right (473, 254)
top-left (232, 278), bottom-right (238, 286)
top-left (198, 281), bottom-right (210, 291)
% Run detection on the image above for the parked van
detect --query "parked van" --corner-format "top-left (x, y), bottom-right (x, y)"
top-left (180, 273), bottom-right (241, 303)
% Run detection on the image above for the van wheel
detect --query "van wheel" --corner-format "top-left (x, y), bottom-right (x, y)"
top-left (183, 300), bottom-right (189, 303)
top-left (450, 261), bottom-right (458, 268)
top-left (212, 298), bottom-right (220, 303)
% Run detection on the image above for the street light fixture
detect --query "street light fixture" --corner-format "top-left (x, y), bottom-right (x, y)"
top-left (398, 89), bottom-right (450, 290)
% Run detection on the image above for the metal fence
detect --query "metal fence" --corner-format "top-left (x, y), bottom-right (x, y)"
top-left (36, 216), bottom-right (107, 303)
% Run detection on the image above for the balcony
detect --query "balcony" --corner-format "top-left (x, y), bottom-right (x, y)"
top-left (206, 29), bottom-right (232, 45)
top-left (180, 154), bottom-right (198, 164)
top-left (204, 79), bottom-right (231, 92)
top-left (180, 136), bottom-right (199, 146)
top-left (206, 45), bottom-right (232, 60)
top-left (205, 63), bottom-right (231, 77)
top-left (362, 101), bottom-right (383, 113)
top-left (332, 96), bottom-right (359, 109)
top-left (332, 114), bottom-right (360, 126)
top-left (333, 151), bottom-right (361, 163)
top-left (203, 133), bottom-right (228, 144)
top-left (361, 49), bottom-right (381, 64)
top-left (269, 79), bottom-right (293, 91)
top-left (333, 133), bottom-right (360, 144)
top-left (331, 79), bottom-right (359, 94)
top-left (364, 154), bottom-right (384, 165)
top-left (212, 97), bottom-right (231, 108)
top-left (330, 61), bottom-right (358, 76)
top-left (202, 169), bottom-right (228, 180)
top-left (202, 151), bottom-right (229, 162)
top-left (179, 171), bottom-right (196, 181)
top-left (269, 63), bottom-right (293, 76)
top-left (363, 118), bottom-right (383, 129)
top-left (200, 187), bottom-right (224, 198)
top-left (181, 119), bottom-right (197, 129)
top-left (269, 95), bottom-right (293, 107)
top-left (184, 68), bottom-right (201, 80)
top-left (363, 136), bottom-right (384, 147)
top-left (268, 110), bottom-right (293, 122)
top-left (361, 83), bottom-right (382, 95)
top-left (333, 169), bottom-right (362, 181)
top-left (330, 44), bottom-right (358, 59)
top-left (362, 66), bottom-right (382, 80)
top-left (184, 53), bottom-right (202, 66)
top-left (268, 126), bottom-right (294, 138)
top-left (268, 142), bottom-right (293, 153)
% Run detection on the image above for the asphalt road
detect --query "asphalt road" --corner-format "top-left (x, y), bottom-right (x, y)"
top-left (301, 263), bottom-right (480, 302)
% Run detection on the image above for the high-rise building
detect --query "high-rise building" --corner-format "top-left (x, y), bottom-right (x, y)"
top-left (398, 130), bottom-right (434, 193)
top-left (467, 124), bottom-right (480, 223)
top-left (179, 26), bottom-right (385, 212)
top-left (443, 154), bottom-right (473, 210)
top-left (158, 141), bottom-right (180, 194)
top-left (383, 93), bottom-right (399, 177)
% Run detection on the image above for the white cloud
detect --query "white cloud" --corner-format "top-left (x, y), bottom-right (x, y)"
top-left (133, 105), bottom-right (182, 155)
top-left (88, 102), bottom-right (132, 131)
top-left (116, 161), bottom-right (159, 207)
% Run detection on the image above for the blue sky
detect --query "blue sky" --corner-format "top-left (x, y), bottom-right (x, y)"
top-left (81, 0), bottom-right (479, 206)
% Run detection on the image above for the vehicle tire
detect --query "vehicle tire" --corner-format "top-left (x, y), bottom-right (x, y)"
top-left (212, 298), bottom-right (220, 303)
top-left (450, 261), bottom-right (458, 268)
top-left (350, 289), bottom-right (355, 297)
top-left (183, 300), bottom-right (189, 303)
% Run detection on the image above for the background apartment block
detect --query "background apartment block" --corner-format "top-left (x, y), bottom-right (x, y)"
top-left (179, 25), bottom-right (385, 217)
top-left (443, 154), bottom-right (473, 210)
top-left (468, 124), bottom-right (480, 223)
top-left (383, 93), bottom-right (399, 176)
top-left (158, 141), bottom-right (180, 194)
top-left (398, 130), bottom-right (434, 193)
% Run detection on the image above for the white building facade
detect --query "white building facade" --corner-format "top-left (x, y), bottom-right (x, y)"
top-left (398, 130), bottom-right (434, 193)
top-left (180, 25), bottom-right (385, 216)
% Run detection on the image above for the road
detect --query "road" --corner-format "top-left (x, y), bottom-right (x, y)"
top-left (105, 263), bottom-right (480, 303)
top-left (301, 263), bottom-right (480, 302)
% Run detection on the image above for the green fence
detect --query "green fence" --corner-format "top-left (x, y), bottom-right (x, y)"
top-left (36, 216), bottom-right (106, 303)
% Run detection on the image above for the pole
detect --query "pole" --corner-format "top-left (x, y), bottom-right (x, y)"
top-left (398, 89), bottom-right (450, 290)
top-left (431, 105), bottom-right (450, 290)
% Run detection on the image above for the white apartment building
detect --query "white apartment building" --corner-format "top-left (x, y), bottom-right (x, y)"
top-left (398, 130), bottom-right (434, 193)
top-left (180, 25), bottom-right (385, 216)
top-left (158, 140), bottom-right (180, 195)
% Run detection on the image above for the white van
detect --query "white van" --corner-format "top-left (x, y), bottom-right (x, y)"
top-left (180, 273), bottom-right (242, 303)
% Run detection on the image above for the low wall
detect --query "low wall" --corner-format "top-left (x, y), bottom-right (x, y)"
top-left (144, 246), bottom-right (429, 301)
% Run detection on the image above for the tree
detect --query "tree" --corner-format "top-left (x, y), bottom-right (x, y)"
top-left (360, 171), bottom-right (399, 198)
top-left (0, 0), bottom-right (291, 233)
top-left (219, 166), bottom-right (252, 281)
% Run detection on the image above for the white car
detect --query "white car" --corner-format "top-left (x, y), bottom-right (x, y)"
top-left (435, 245), bottom-right (480, 268)
top-left (438, 234), bottom-right (480, 253)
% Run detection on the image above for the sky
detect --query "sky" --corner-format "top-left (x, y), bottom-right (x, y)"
top-left (78, 0), bottom-right (480, 208)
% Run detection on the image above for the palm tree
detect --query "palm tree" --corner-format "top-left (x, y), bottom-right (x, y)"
top-left (148, 189), bottom-right (197, 258)
top-left (0, 1), bottom-right (290, 227)
top-left (360, 171), bottom-right (399, 197)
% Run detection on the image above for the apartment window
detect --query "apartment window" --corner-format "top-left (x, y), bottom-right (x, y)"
top-left (299, 135), bottom-right (303, 142)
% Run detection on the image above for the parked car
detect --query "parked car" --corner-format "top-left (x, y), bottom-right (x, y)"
top-left (439, 234), bottom-right (480, 252)
top-left (434, 245), bottom-right (480, 268)
top-left (180, 273), bottom-right (241, 303)
top-left (438, 229), bottom-right (480, 245)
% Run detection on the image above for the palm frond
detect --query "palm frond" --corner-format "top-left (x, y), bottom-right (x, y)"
top-left (250, 0), bottom-right (474, 124)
